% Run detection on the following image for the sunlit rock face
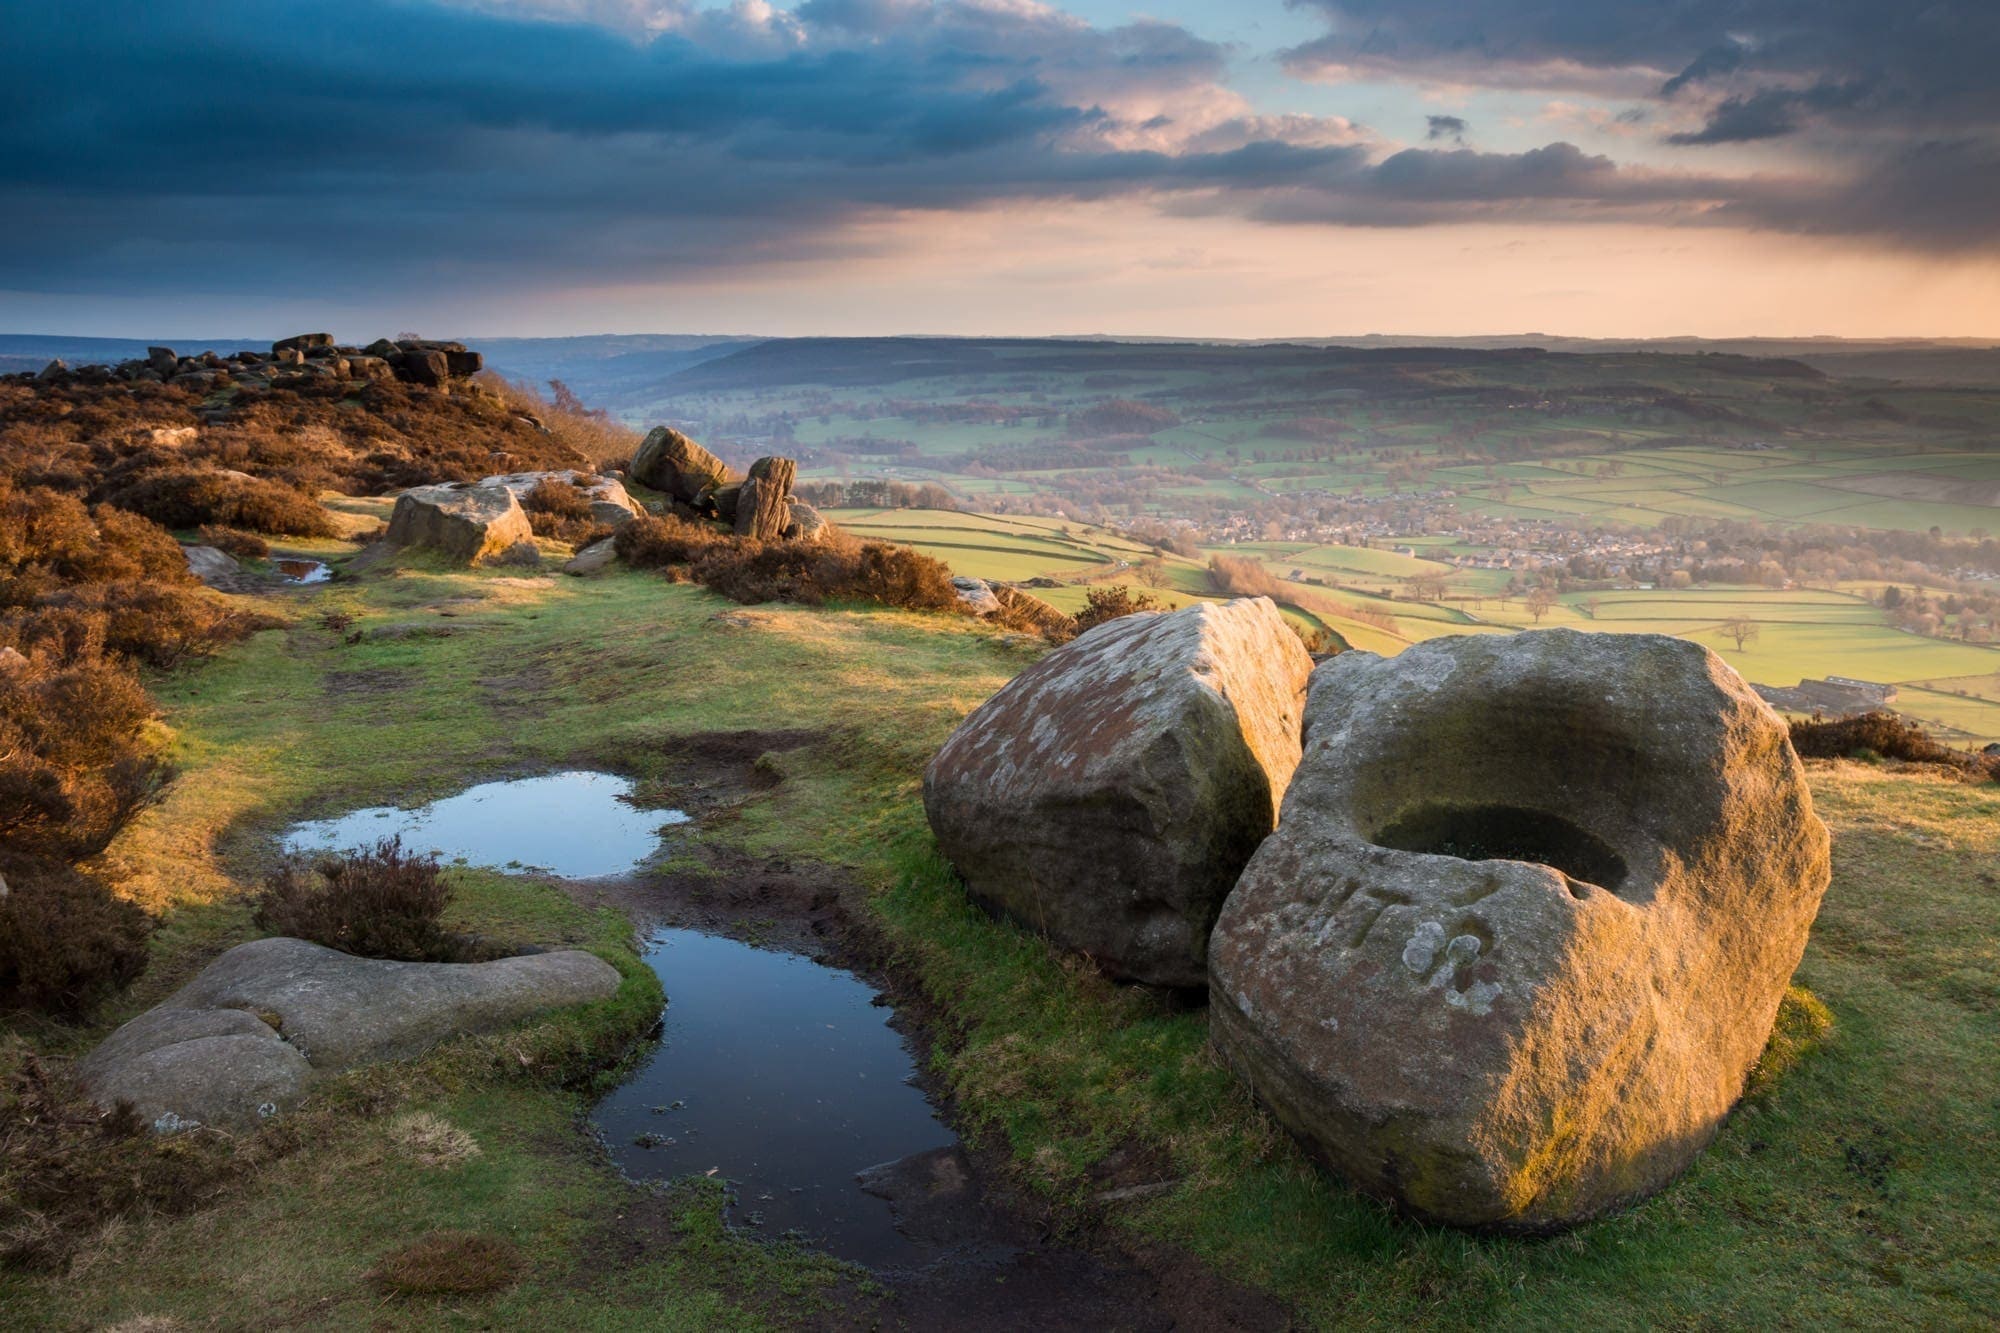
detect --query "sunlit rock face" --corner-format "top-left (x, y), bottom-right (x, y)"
top-left (1210, 629), bottom-right (1832, 1231)
top-left (924, 597), bottom-right (1312, 989)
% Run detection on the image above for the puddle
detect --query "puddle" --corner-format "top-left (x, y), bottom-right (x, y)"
top-left (281, 771), bottom-right (686, 878)
top-left (274, 558), bottom-right (330, 584)
top-left (594, 929), bottom-right (957, 1268)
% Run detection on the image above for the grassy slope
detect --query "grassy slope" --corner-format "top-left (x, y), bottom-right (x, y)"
top-left (6, 554), bottom-right (1998, 1328)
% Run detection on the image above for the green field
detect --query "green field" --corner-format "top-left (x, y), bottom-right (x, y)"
top-left (835, 509), bottom-right (2000, 744)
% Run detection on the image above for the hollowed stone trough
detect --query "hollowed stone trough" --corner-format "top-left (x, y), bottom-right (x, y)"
top-left (1209, 629), bottom-right (1831, 1231)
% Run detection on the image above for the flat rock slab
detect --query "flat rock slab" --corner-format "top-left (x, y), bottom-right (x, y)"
top-left (1209, 630), bottom-right (1832, 1231)
top-left (79, 938), bottom-right (621, 1130)
top-left (924, 597), bottom-right (1312, 988)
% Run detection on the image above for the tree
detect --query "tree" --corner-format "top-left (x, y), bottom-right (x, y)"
top-left (1581, 595), bottom-right (1602, 620)
top-left (1135, 558), bottom-right (1170, 589)
top-left (1526, 586), bottom-right (1557, 623)
top-left (1719, 616), bottom-right (1761, 651)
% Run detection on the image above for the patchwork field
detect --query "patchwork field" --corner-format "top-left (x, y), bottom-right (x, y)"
top-left (837, 508), bottom-right (2000, 744)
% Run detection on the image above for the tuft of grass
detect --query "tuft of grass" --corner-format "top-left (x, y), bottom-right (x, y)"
top-left (372, 1229), bottom-right (525, 1297)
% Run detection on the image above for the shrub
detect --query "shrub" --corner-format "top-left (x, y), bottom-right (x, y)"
top-left (253, 837), bottom-right (461, 962)
top-left (371, 1230), bottom-right (524, 1296)
top-left (0, 651), bottom-right (165, 860)
top-left (195, 525), bottom-right (270, 558)
top-left (617, 512), bottom-right (959, 613)
top-left (613, 512), bottom-right (728, 568)
top-left (104, 468), bottom-right (336, 537)
top-left (522, 476), bottom-right (591, 520)
top-left (521, 478), bottom-right (613, 545)
top-left (991, 584), bottom-right (1075, 641)
top-left (1294, 625), bottom-right (1343, 655)
top-left (1789, 712), bottom-right (1998, 779)
top-left (1071, 585), bottom-right (1160, 636)
top-left (0, 854), bottom-right (150, 1015)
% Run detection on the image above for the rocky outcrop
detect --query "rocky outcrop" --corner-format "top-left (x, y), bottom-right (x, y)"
top-left (736, 456), bottom-right (797, 541)
top-left (630, 426), bottom-right (738, 503)
top-left (785, 500), bottom-right (828, 542)
top-left (16, 335), bottom-right (480, 395)
top-left (78, 938), bottom-right (621, 1130)
top-left (563, 537), bottom-right (618, 576)
top-left (1208, 630), bottom-right (1832, 1232)
top-left (924, 597), bottom-right (1312, 988)
top-left (385, 482), bottom-right (534, 564)
top-left (952, 576), bottom-right (1003, 617)
top-left (480, 469), bottom-right (642, 527)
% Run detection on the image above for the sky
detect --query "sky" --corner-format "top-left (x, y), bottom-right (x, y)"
top-left (3, 0), bottom-right (1998, 340)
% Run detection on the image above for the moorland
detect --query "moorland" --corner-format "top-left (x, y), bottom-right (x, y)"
top-left (0, 334), bottom-right (1996, 1329)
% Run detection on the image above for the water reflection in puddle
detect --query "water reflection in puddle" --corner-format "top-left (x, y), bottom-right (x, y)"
top-left (274, 558), bottom-right (330, 584)
top-left (281, 771), bottom-right (685, 878)
top-left (595, 929), bottom-right (957, 1267)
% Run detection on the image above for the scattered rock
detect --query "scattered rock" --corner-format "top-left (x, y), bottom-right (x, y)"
top-left (924, 597), bottom-right (1312, 988)
top-left (385, 483), bottom-right (535, 564)
top-left (486, 540), bottom-right (543, 568)
top-left (1208, 630), bottom-right (1833, 1232)
top-left (784, 499), bottom-right (828, 542)
top-left (0, 645), bottom-right (28, 673)
top-left (563, 537), bottom-right (618, 576)
top-left (36, 358), bottom-right (66, 382)
top-left (706, 481), bottom-right (743, 520)
top-left (952, 576), bottom-right (1003, 617)
top-left (630, 426), bottom-right (738, 503)
top-left (78, 938), bottom-right (622, 1129)
top-left (181, 544), bottom-right (242, 587)
top-left (735, 456), bottom-right (797, 541)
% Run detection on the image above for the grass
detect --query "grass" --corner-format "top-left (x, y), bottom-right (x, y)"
top-left (5, 537), bottom-right (1998, 1326)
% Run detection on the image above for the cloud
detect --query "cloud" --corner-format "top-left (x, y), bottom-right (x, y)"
top-left (1425, 115), bottom-right (1468, 143)
top-left (1278, 0), bottom-right (2000, 247)
top-left (0, 0), bottom-right (1993, 317)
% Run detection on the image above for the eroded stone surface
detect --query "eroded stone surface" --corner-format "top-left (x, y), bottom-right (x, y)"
top-left (631, 426), bottom-right (737, 503)
top-left (79, 938), bottom-right (621, 1130)
top-left (385, 482), bottom-right (534, 564)
top-left (924, 597), bottom-right (1312, 988)
top-left (1209, 630), bottom-right (1832, 1231)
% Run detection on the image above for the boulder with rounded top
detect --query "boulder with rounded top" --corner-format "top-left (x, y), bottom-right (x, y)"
top-left (924, 597), bottom-right (1312, 988)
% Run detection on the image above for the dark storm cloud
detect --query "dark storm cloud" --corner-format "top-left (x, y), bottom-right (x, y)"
top-left (1425, 115), bottom-right (1469, 143)
top-left (1283, 0), bottom-right (2000, 247)
top-left (1, 0), bottom-right (1990, 307)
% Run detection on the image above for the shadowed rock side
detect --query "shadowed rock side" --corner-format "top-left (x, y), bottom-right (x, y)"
top-left (924, 597), bottom-right (1312, 988)
top-left (78, 938), bottom-right (620, 1130)
top-left (1208, 629), bottom-right (1832, 1231)
top-left (736, 454), bottom-right (796, 540)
